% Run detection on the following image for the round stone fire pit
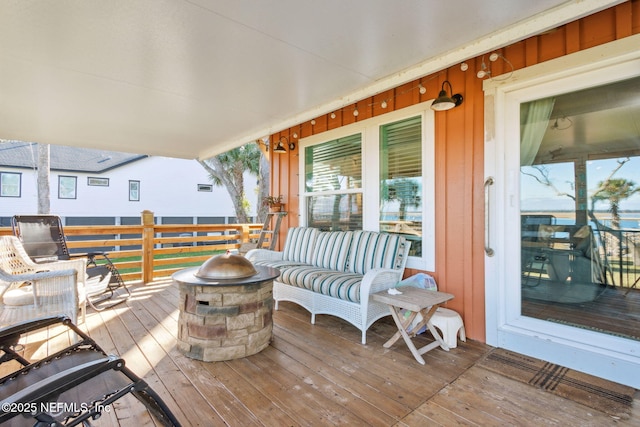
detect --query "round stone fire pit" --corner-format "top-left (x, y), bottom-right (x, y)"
top-left (173, 253), bottom-right (280, 362)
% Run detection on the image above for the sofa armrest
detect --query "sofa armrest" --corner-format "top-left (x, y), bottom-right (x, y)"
top-left (34, 258), bottom-right (86, 273)
top-left (359, 268), bottom-right (404, 299)
top-left (245, 249), bottom-right (284, 263)
top-left (32, 258), bottom-right (87, 286)
top-left (0, 268), bottom-right (77, 285)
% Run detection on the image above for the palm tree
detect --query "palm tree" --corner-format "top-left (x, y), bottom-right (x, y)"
top-left (591, 178), bottom-right (639, 229)
top-left (198, 142), bottom-right (267, 223)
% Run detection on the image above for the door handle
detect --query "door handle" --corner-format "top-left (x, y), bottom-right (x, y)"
top-left (484, 177), bottom-right (495, 257)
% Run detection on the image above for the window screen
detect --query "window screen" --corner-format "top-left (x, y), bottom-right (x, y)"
top-left (305, 134), bottom-right (362, 230)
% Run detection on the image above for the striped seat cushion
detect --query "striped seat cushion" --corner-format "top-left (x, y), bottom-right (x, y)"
top-left (282, 227), bottom-right (320, 263)
top-left (310, 231), bottom-right (353, 271)
top-left (309, 271), bottom-right (363, 302)
top-left (280, 266), bottom-right (363, 302)
top-left (252, 259), bottom-right (310, 271)
top-left (347, 231), bottom-right (404, 274)
top-left (280, 266), bottom-right (328, 291)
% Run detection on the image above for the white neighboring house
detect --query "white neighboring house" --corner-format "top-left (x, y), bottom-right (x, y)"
top-left (0, 142), bottom-right (258, 225)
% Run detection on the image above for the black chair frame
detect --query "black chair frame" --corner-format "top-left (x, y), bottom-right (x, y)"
top-left (11, 215), bottom-right (130, 310)
top-left (0, 316), bottom-right (181, 426)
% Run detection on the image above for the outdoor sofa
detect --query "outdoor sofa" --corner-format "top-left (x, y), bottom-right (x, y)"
top-left (246, 227), bottom-right (410, 344)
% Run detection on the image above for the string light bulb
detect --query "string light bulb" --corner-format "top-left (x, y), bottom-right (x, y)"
top-left (419, 84), bottom-right (427, 95)
top-left (476, 52), bottom-right (513, 81)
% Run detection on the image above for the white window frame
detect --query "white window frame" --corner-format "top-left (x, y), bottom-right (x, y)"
top-left (299, 101), bottom-right (435, 270)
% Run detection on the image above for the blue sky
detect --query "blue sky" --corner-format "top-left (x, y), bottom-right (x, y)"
top-left (521, 156), bottom-right (640, 212)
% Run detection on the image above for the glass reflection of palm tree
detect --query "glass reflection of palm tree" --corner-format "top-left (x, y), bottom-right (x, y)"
top-left (590, 178), bottom-right (639, 286)
top-left (592, 178), bottom-right (639, 229)
top-left (383, 178), bottom-right (421, 221)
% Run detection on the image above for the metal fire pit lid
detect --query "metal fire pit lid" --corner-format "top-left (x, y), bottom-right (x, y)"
top-left (195, 252), bottom-right (257, 280)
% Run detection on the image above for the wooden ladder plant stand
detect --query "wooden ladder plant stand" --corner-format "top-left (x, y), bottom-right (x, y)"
top-left (240, 212), bottom-right (287, 254)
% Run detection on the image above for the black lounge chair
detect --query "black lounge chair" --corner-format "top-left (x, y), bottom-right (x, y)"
top-left (11, 215), bottom-right (130, 310)
top-left (0, 316), bottom-right (181, 426)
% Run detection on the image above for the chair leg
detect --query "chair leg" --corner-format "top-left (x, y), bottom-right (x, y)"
top-left (86, 255), bottom-right (131, 311)
top-left (86, 288), bottom-right (121, 311)
top-left (103, 254), bottom-right (131, 298)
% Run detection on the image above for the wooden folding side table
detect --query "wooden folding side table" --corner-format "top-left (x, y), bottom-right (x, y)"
top-left (373, 287), bottom-right (454, 365)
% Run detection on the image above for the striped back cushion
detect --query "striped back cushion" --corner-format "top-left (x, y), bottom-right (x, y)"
top-left (347, 231), bottom-right (403, 274)
top-left (282, 227), bottom-right (319, 263)
top-left (310, 231), bottom-right (353, 271)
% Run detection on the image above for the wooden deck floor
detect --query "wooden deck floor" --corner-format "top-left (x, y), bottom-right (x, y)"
top-left (7, 279), bottom-right (640, 426)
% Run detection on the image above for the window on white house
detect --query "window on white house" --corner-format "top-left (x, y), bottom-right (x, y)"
top-left (87, 177), bottom-right (109, 186)
top-left (198, 184), bottom-right (213, 192)
top-left (58, 175), bottom-right (77, 199)
top-left (129, 180), bottom-right (140, 201)
top-left (0, 172), bottom-right (21, 197)
top-left (304, 133), bottom-right (362, 230)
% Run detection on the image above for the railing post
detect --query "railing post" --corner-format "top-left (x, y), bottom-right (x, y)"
top-left (141, 210), bottom-right (155, 284)
top-left (241, 224), bottom-right (251, 243)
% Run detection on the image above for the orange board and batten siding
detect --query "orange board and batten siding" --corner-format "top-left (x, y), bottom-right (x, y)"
top-left (267, 1), bottom-right (640, 343)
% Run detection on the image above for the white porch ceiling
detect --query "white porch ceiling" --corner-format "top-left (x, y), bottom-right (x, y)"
top-left (0, 0), bottom-right (622, 160)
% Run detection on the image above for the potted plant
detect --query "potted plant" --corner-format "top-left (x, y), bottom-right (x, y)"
top-left (263, 195), bottom-right (284, 212)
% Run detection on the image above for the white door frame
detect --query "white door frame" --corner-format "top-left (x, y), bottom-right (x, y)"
top-left (483, 34), bottom-right (640, 388)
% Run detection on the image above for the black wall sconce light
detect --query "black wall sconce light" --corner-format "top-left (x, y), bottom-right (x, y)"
top-left (430, 80), bottom-right (463, 111)
top-left (273, 136), bottom-right (296, 153)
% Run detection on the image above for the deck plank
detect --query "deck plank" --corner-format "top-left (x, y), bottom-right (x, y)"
top-left (235, 352), bottom-right (364, 425)
top-left (428, 366), bottom-right (625, 426)
top-left (273, 305), bottom-right (436, 406)
top-left (268, 334), bottom-right (404, 423)
top-left (200, 360), bottom-right (297, 426)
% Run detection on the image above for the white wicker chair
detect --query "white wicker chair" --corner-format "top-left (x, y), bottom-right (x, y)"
top-left (0, 236), bottom-right (86, 326)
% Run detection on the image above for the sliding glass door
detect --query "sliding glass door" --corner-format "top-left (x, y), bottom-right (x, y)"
top-left (484, 38), bottom-right (640, 388)
top-left (520, 77), bottom-right (640, 339)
